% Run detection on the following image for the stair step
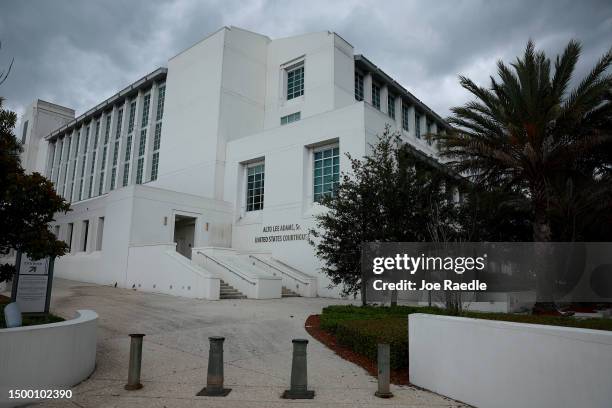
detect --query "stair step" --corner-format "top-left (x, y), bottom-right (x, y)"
top-left (282, 287), bottom-right (301, 298)
top-left (219, 279), bottom-right (247, 299)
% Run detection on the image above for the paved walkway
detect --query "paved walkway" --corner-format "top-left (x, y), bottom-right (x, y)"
top-left (33, 279), bottom-right (462, 407)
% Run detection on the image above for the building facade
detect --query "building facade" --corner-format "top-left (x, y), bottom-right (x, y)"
top-left (18, 27), bottom-right (449, 300)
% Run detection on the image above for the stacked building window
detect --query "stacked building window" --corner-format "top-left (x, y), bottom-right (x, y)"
top-left (78, 124), bottom-right (90, 201)
top-left (61, 136), bottom-right (71, 198)
top-left (402, 103), bottom-right (410, 131)
top-left (151, 84), bottom-right (165, 181)
top-left (372, 83), bottom-right (381, 110)
top-left (246, 163), bottom-right (265, 211)
top-left (415, 112), bottom-right (421, 139)
top-left (313, 145), bottom-right (340, 202)
top-left (111, 107), bottom-right (123, 190)
top-left (286, 63), bottom-right (304, 100)
top-left (123, 99), bottom-right (136, 187)
top-left (98, 113), bottom-right (111, 195)
top-left (136, 93), bottom-right (150, 184)
top-left (388, 94), bottom-right (395, 119)
top-left (426, 120), bottom-right (433, 145)
top-left (355, 71), bottom-right (364, 101)
top-left (88, 119), bottom-right (100, 198)
top-left (68, 129), bottom-right (80, 201)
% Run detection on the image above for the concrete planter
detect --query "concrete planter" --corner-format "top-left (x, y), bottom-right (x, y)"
top-left (408, 313), bottom-right (612, 408)
top-left (0, 310), bottom-right (98, 407)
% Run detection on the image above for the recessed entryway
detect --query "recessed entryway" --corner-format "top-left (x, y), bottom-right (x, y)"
top-left (173, 215), bottom-right (196, 259)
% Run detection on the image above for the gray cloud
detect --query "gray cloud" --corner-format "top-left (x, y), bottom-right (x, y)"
top-left (1, 0), bottom-right (610, 126)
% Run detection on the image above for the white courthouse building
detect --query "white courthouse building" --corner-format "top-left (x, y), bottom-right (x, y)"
top-left (18, 27), bottom-right (449, 300)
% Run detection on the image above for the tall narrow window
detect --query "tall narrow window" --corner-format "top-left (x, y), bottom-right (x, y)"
top-left (21, 120), bottom-right (29, 144)
top-left (111, 107), bottom-right (123, 190)
top-left (61, 136), bottom-right (71, 198)
top-left (156, 85), bottom-right (165, 121)
top-left (286, 63), bottom-right (304, 100)
top-left (372, 83), bottom-right (381, 110)
top-left (81, 220), bottom-right (89, 252)
top-left (354, 71), bottom-right (364, 101)
top-left (313, 145), bottom-right (340, 202)
top-left (415, 112), bottom-right (422, 139)
top-left (136, 129), bottom-right (146, 184)
top-left (151, 123), bottom-right (161, 181)
top-left (98, 113), bottom-right (111, 195)
top-left (96, 217), bottom-right (105, 251)
top-left (88, 119), bottom-right (100, 198)
top-left (136, 93), bottom-right (150, 185)
top-left (387, 94), bottom-right (395, 119)
top-left (78, 125), bottom-right (90, 201)
top-left (246, 162), bottom-right (265, 211)
top-left (68, 129), bottom-right (81, 202)
top-left (426, 119), bottom-right (433, 145)
top-left (402, 103), bottom-right (410, 131)
top-left (124, 99), bottom-right (136, 186)
top-left (67, 223), bottom-right (74, 252)
top-left (151, 85), bottom-right (165, 181)
top-left (141, 93), bottom-right (151, 128)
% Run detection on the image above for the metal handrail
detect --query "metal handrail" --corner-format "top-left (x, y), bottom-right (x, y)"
top-left (248, 255), bottom-right (311, 285)
top-left (196, 251), bottom-right (256, 285)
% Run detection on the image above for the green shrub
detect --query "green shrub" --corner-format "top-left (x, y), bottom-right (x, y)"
top-left (318, 305), bottom-right (612, 371)
top-left (335, 317), bottom-right (408, 369)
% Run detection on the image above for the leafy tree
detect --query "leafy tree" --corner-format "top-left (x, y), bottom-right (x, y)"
top-left (309, 127), bottom-right (460, 304)
top-left (0, 97), bottom-right (70, 282)
top-left (434, 40), bottom-right (612, 243)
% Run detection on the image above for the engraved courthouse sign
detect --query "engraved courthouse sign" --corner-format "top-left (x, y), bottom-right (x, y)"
top-left (254, 223), bottom-right (307, 243)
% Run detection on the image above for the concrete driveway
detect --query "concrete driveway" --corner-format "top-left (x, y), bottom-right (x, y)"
top-left (33, 278), bottom-right (462, 408)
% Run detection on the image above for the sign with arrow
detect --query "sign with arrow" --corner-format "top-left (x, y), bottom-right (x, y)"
top-left (11, 252), bottom-right (55, 314)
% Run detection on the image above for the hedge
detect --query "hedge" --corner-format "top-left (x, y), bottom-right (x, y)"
top-left (335, 317), bottom-right (408, 369)
top-left (319, 304), bottom-right (612, 371)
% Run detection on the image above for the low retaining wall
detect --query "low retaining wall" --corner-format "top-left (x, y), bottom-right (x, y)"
top-left (0, 310), bottom-right (98, 407)
top-left (408, 313), bottom-right (612, 408)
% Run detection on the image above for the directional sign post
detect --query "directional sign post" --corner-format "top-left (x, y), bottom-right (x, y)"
top-left (11, 252), bottom-right (55, 315)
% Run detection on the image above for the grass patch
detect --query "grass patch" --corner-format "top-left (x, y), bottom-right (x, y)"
top-left (320, 304), bottom-right (612, 369)
top-left (0, 297), bottom-right (64, 329)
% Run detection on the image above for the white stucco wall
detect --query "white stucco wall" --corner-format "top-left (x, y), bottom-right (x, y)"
top-left (0, 310), bottom-right (98, 408)
top-left (408, 313), bottom-right (612, 408)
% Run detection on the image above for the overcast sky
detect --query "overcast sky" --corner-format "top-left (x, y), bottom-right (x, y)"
top-left (1, 0), bottom-right (611, 128)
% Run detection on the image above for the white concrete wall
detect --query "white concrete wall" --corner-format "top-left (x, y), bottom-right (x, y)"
top-left (18, 100), bottom-right (75, 174)
top-left (152, 28), bottom-right (226, 198)
top-left (192, 247), bottom-right (282, 299)
top-left (224, 102), bottom-right (367, 297)
top-left (408, 313), bottom-right (612, 408)
top-left (52, 185), bottom-right (233, 290)
top-left (126, 243), bottom-right (220, 299)
top-left (0, 310), bottom-right (97, 408)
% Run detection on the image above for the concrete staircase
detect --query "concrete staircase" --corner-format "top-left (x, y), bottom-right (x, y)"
top-left (282, 286), bottom-right (300, 298)
top-left (219, 280), bottom-right (247, 299)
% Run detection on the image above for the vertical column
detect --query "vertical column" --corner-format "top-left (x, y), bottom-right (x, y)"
top-left (408, 106), bottom-right (416, 139)
top-left (364, 73), bottom-right (373, 106)
top-left (380, 85), bottom-right (389, 115)
top-left (394, 96), bottom-right (402, 130)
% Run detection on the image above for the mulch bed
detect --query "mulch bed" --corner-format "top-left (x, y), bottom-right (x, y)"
top-left (305, 314), bottom-right (409, 385)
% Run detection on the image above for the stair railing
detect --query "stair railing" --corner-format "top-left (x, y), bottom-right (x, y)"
top-left (196, 251), bottom-right (256, 286)
top-left (248, 255), bottom-right (310, 285)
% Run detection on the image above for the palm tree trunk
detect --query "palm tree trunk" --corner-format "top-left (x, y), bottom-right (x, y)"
top-left (532, 203), bottom-right (557, 313)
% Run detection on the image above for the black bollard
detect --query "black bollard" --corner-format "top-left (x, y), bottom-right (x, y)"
top-left (282, 339), bottom-right (314, 399)
top-left (374, 343), bottom-right (393, 398)
top-left (197, 336), bottom-right (231, 396)
top-left (125, 334), bottom-right (145, 390)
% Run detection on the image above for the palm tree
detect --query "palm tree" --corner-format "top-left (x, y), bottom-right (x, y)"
top-left (435, 40), bottom-right (612, 243)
